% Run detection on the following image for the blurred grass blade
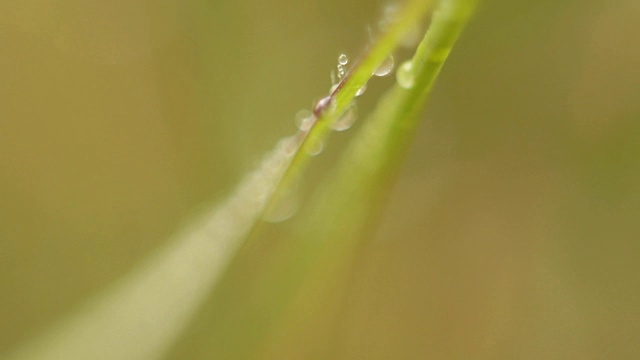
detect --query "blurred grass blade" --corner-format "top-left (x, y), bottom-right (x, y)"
top-left (4, 1), bottom-right (435, 359)
top-left (4, 143), bottom-right (295, 360)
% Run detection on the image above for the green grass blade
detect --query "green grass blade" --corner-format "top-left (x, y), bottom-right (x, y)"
top-left (178, 1), bottom-right (479, 358)
top-left (216, 0), bottom-right (479, 356)
top-left (290, 0), bottom-right (478, 342)
top-left (307, 0), bottom-right (479, 236)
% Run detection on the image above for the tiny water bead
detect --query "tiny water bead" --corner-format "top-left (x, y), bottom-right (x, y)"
top-left (338, 53), bottom-right (349, 65)
top-left (373, 55), bottom-right (394, 77)
top-left (336, 54), bottom-right (349, 80)
top-left (355, 83), bottom-right (367, 97)
top-left (337, 63), bottom-right (346, 79)
top-left (331, 104), bottom-right (358, 132)
top-left (396, 60), bottom-right (415, 89)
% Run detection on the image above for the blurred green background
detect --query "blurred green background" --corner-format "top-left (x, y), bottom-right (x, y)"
top-left (1, 0), bottom-right (639, 358)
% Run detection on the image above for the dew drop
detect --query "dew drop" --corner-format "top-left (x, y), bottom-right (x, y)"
top-left (355, 83), bottom-right (367, 97)
top-left (373, 55), bottom-right (394, 77)
top-left (295, 109), bottom-right (314, 131)
top-left (313, 95), bottom-right (334, 117)
top-left (337, 64), bottom-right (346, 79)
top-left (331, 104), bottom-right (358, 132)
top-left (396, 60), bottom-right (415, 89)
top-left (338, 53), bottom-right (349, 65)
top-left (305, 136), bottom-right (324, 156)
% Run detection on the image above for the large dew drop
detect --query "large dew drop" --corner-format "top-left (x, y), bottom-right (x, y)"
top-left (355, 83), bottom-right (367, 97)
top-left (331, 104), bottom-right (357, 132)
top-left (396, 60), bottom-right (415, 89)
top-left (373, 55), bottom-right (394, 77)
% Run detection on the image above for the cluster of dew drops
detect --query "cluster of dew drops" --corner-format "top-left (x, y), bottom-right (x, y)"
top-left (259, 3), bottom-right (419, 223)
top-left (287, 3), bottom-right (419, 158)
top-left (291, 51), bottom-right (397, 158)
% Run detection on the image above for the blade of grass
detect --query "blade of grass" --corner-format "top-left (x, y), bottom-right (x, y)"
top-left (225, 1), bottom-right (479, 357)
top-left (176, 1), bottom-right (478, 358)
top-left (303, 0), bottom-right (479, 241)
top-left (4, 1), bottom-right (435, 359)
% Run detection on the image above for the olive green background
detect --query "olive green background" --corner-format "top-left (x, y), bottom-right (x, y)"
top-left (1, 0), bottom-right (639, 358)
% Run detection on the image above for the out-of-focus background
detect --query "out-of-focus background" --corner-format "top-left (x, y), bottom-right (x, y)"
top-left (1, 0), bottom-right (639, 358)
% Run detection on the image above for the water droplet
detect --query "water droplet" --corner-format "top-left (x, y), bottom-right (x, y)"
top-left (373, 55), bottom-right (394, 77)
top-left (338, 53), bottom-right (349, 65)
top-left (305, 136), bottom-right (324, 156)
top-left (313, 95), bottom-right (334, 117)
top-left (295, 110), bottom-right (314, 131)
top-left (331, 104), bottom-right (357, 132)
top-left (355, 83), bottom-right (367, 97)
top-left (396, 60), bottom-right (415, 89)
top-left (337, 64), bottom-right (346, 79)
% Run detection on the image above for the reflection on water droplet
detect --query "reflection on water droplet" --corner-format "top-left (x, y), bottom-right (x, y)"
top-left (313, 95), bottom-right (334, 117)
top-left (338, 53), bottom-right (349, 65)
top-left (373, 55), bottom-right (394, 77)
top-left (331, 104), bottom-right (357, 132)
top-left (396, 60), bottom-right (415, 89)
top-left (356, 83), bottom-right (367, 97)
top-left (295, 110), bottom-right (314, 131)
top-left (305, 136), bottom-right (324, 156)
